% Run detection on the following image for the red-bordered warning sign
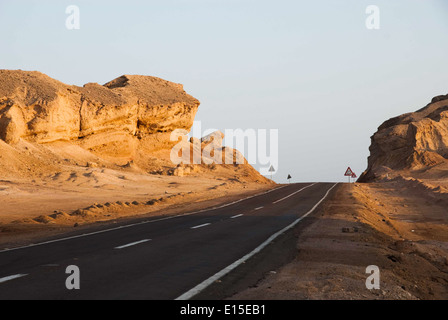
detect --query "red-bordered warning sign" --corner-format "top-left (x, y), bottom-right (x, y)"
top-left (344, 167), bottom-right (354, 176)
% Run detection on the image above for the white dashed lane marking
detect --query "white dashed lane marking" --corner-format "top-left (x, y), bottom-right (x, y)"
top-left (191, 223), bottom-right (211, 229)
top-left (230, 214), bottom-right (244, 219)
top-left (114, 239), bottom-right (151, 250)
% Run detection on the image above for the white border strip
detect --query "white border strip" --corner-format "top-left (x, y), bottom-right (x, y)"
top-left (175, 183), bottom-right (338, 300)
top-left (0, 185), bottom-right (288, 254)
top-left (114, 239), bottom-right (151, 250)
top-left (191, 223), bottom-right (211, 229)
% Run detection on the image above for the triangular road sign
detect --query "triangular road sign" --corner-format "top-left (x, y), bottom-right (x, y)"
top-left (287, 174), bottom-right (292, 180)
top-left (268, 165), bottom-right (276, 173)
top-left (344, 167), bottom-right (354, 176)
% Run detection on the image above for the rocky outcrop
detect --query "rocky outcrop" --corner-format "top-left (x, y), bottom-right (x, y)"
top-left (0, 70), bottom-right (199, 144)
top-left (359, 94), bottom-right (448, 182)
top-left (0, 70), bottom-right (271, 186)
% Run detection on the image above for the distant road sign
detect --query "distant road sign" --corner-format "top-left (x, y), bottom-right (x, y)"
top-left (287, 174), bottom-right (292, 180)
top-left (344, 167), bottom-right (354, 176)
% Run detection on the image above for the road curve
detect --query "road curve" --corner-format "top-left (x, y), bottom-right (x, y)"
top-left (0, 182), bottom-right (336, 300)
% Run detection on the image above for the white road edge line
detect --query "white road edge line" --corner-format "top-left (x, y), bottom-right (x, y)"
top-left (175, 183), bottom-right (338, 301)
top-left (0, 185), bottom-right (288, 254)
top-left (114, 239), bottom-right (151, 250)
top-left (272, 183), bottom-right (317, 204)
top-left (0, 274), bottom-right (28, 284)
top-left (230, 214), bottom-right (244, 219)
top-left (191, 223), bottom-right (211, 229)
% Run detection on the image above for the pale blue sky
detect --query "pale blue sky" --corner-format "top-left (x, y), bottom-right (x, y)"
top-left (1, 0), bottom-right (448, 182)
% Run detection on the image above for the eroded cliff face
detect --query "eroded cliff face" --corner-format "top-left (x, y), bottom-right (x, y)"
top-left (0, 70), bottom-right (270, 184)
top-left (0, 70), bottom-right (200, 145)
top-left (359, 95), bottom-right (448, 182)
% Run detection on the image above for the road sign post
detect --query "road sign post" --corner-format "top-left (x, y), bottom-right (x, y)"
top-left (287, 174), bottom-right (292, 184)
top-left (268, 165), bottom-right (275, 181)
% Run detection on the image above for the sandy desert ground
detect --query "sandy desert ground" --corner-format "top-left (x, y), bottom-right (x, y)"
top-left (0, 148), bottom-right (273, 248)
top-left (231, 179), bottom-right (448, 300)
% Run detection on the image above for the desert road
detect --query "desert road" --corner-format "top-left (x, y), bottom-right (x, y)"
top-left (0, 182), bottom-right (337, 300)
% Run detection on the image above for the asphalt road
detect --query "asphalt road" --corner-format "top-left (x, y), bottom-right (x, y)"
top-left (0, 182), bottom-right (336, 300)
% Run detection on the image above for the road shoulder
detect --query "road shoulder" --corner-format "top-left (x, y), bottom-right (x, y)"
top-left (0, 184), bottom-right (276, 250)
top-left (204, 183), bottom-right (448, 300)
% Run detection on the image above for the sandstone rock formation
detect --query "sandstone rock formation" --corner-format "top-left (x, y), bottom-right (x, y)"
top-left (0, 70), bottom-right (199, 145)
top-left (359, 94), bottom-right (448, 182)
top-left (0, 70), bottom-right (270, 184)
